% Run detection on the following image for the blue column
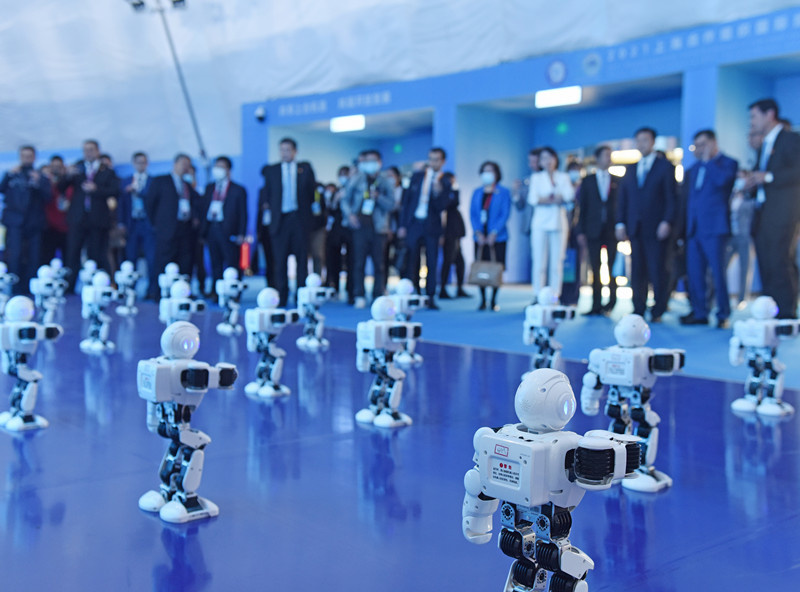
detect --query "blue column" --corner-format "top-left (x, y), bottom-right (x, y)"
top-left (681, 67), bottom-right (719, 170)
top-left (433, 104), bottom-right (457, 162)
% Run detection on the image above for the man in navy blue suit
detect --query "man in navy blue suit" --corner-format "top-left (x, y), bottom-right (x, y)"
top-left (616, 127), bottom-right (678, 322)
top-left (397, 147), bottom-right (455, 309)
top-left (681, 130), bottom-right (738, 327)
top-left (119, 151), bottom-right (157, 298)
top-left (200, 155), bottom-right (248, 288)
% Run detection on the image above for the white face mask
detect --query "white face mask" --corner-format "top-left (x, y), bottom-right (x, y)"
top-left (211, 166), bottom-right (227, 182)
top-left (359, 161), bottom-right (380, 176)
top-left (480, 171), bottom-right (496, 186)
top-left (182, 173), bottom-right (194, 184)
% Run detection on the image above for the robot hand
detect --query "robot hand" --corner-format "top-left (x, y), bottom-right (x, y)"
top-left (356, 350), bottom-right (371, 373)
top-left (462, 467), bottom-right (499, 544)
top-left (580, 372), bottom-right (603, 416)
top-left (214, 362), bottom-right (238, 389)
top-left (729, 336), bottom-right (744, 366)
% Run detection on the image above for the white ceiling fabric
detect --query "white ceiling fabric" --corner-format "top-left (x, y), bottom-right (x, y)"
top-left (0, 0), bottom-right (795, 160)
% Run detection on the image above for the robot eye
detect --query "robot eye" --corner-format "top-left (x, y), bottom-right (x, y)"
top-left (181, 338), bottom-right (197, 351)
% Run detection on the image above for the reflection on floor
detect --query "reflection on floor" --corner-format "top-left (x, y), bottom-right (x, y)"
top-left (0, 298), bottom-right (797, 590)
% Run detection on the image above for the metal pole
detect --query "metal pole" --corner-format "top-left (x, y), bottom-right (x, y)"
top-left (154, 0), bottom-right (208, 169)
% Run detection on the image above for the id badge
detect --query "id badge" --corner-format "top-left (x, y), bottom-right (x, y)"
top-left (326, 215), bottom-right (334, 232)
top-left (132, 196), bottom-right (145, 214)
top-left (480, 209), bottom-right (488, 226)
top-left (57, 195), bottom-right (68, 212)
top-left (178, 198), bottom-right (191, 220)
top-left (262, 209), bottom-right (272, 226)
top-left (361, 199), bottom-right (375, 216)
top-left (312, 201), bottom-right (322, 216)
top-left (209, 200), bottom-right (223, 221)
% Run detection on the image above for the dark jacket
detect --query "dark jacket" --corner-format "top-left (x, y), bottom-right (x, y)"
top-left (399, 168), bottom-right (455, 234)
top-left (200, 180), bottom-right (248, 239)
top-left (145, 174), bottom-right (201, 242)
top-left (685, 153), bottom-right (738, 238)
top-left (616, 156), bottom-right (677, 239)
top-left (260, 160), bottom-right (317, 233)
top-left (118, 174), bottom-right (153, 229)
top-left (576, 171), bottom-right (618, 240)
top-left (63, 160), bottom-right (119, 229)
top-left (0, 167), bottom-right (51, 230)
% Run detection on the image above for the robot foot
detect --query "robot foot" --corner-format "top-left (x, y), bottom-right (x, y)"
top-left (216, 323), bottom-right (242, 337)
top-left (117, 306), bottom-right (138, 317)
top-left (731, 395), bottom-right (760, 414)
top-left (139, 490), bottom-right (167, 512)
top-left (296, 337), bottom-right (328, 353)
top-left (395, 352), bottom-right (422, 369)
top-left (757, 398), bottom-right (795, 417)
top-left (622, 467), bottom-right (672, 493)
top-left (373, 410), bottom-right (412, 429)
top-left (2, 414), bottom-right (49, 432)
top-left (159, 496), bottom-right (219, 524)
top-left (258, 384), bottom-right (291, 398)
top-left (80, 339), bottom-right (115, 354)
top-left (355, 408), bottom-right (377, 424)
top-left (244, 381), bottom-right (263, 397)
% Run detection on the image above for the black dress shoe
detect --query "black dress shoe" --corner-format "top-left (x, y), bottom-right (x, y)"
top-left (585, 307), bottom-right (603, 316)
top-left (650, 315), bottom-right (662, 324)
top-left (679, 313), bottom-right (708, 326)
top-left (427, 302), bottom-right (440, 310)
top-left (716, 318), bottom-right (730, 329)
top-left (438, 291), bottom-right (452, 300)
top-left (602, 302), bottom-right (616, 313)
top-left (456, 289), bottom-right (472, 298)
top-left (478, 302), bottom-right (486, 311)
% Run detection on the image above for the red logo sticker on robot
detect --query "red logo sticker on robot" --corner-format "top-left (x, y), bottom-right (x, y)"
top-left (495, 444), bottom-right (509, 457)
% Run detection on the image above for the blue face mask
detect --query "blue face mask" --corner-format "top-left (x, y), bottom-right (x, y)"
top-left (359, 161), bottom-right (380, 176)
top-left (182, 173), bottom-right (194, 184)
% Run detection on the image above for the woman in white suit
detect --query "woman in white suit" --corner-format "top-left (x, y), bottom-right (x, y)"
top-left (527, 146), bottom-right (574, 299)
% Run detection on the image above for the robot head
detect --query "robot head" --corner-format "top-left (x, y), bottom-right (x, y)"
top-left (4, 296), bottom-right (35, 322)
top-left (37, 265), bottom-right (54, 280)
top-left (49, 258), bottom-right (63, 271)
top-left (223, 267), bottom-right (239, 281)
top-left (256, 288), bottom-right (280, 309)
top-left (371, 296), bottom-right (396, 321)
top-left (160, 321), bottom-right (200, 359)
top-left (83, 260), bottom-right (98, 273)
top-left (165, 262), bottom-right (180, 276)
top-left (396, 278), bottom-right (415, 296)
top-left (514, 368), bottom-right (576, 432)
top-left (92, 271), bottom-right (111, 288)
top-left (306, 273), bottom-right (322, 288)
top-left (120, 260), bottom-right (135, 274)
top-left (614, 314), bottom-right (650, 347)
top-left (751, 296), bottom-right (779, 320)
top-left (169, 280), bottom-right (192, 299)
top-left (537, 286), bottom-right (558, 306)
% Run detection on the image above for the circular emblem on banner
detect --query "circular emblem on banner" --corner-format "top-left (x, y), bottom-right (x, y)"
top-left (582, 52), bottom-right (602, 76)
top-left (547, 60), bottom-right (567, 85)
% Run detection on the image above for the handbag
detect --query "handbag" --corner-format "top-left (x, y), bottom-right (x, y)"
top-left (468, 245), bottom-right (504, 287)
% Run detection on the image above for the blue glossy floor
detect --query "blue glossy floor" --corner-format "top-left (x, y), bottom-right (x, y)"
top-left (1, 294), bottom-right (798, 591)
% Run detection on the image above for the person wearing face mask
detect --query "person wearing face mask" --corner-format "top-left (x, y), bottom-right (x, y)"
top-left (527, 146), bottom-right (575, 302)
top-left (200, 156), bottom-right (248, 291)
top-left (470, 161), bottom-right (511, 311)
top-left (342, 150), bottom-right (395, 308)
top-left (62, 139), bottom-right (119, 286)
top-left (145, 153), bottom-right (201, 286)
top-left (0, 145), bottom-right (51, 294)
top-left (324, 166), bottom-right (355, 301)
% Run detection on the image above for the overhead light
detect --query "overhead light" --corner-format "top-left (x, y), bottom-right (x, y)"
top-left (330, 115), bottom-right (365, 133)
top-left (535, 86), bottom-right (582, 109)
top-left (611, 149), bottom-right (641, 165)
top-left (608, 165), bottom-right (627, 177)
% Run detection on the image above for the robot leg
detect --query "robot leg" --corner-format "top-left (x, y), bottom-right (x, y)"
top-left (245, 353), bottom-right (270, 396)
top-left (758, 362), bottom-right (793, 417)
top-left (259, 351), bottom-right (290, 398)
top-left (228, 304), bottom-right (240, 328)
top-left (3, 379), bottom-right (49, 431)
top-left (732, 367), bottom-right (762, 414)
top-left (356, 374), bottom-right (385, 424)
top-left (159, 448), bottom-right (219, 523)
top-left (139, 440), bottom-right (181, 512)
top-left (622, 406), bottom-right (671, 493)
top-left (374, 365), bottom-right (411, 428)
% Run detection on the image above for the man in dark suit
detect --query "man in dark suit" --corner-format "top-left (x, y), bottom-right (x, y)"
top-left (397, 147), bottom-right (455, 309)
top-left (200, 155), bottom-right (248, 287)
top-left (576, 145), bottom-right (618, 315)
top-left (145, 153), bottom-right (201, 280)
top-left (745, 99), bottom-right (800, 319)
top-left (119, 151), bottom-right (157, 298)
top-left (63, 139), bottom-right (119, 285)
top-left (682, 130), bottom-right (738, 327)
top-left (616, 127), bottom-right (678, 322)
top-left (0, 145), bottom-right (51, 293)
top-left (261, 137), bottom-right (316, 306)
top-left (439, 173), bottom-right (469, 300)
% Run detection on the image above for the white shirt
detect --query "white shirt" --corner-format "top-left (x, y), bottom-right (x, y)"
top-left (281, 161), bottom-right (298, 213)
top-left (637, 152), bottom-right (656, 186)
top-left (414, 168), bottom-right (435, 220)
top-left (757, 124), bottom-right (783, 204)
top-left (596, 169), bottom-right (609, 202)
top-left (528, 170), bottom-right (575, 232)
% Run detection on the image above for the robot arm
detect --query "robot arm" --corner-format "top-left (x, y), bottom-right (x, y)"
top-left (729, 336), bottom-right (744, 366)
top-left (650, 348), bottom-right (686, 375)
top-left (39, 324), bottom-right (64, 342)
top-left (356, 348), bottom-right (371, 372)
top-left (776, 320), bottom-right (800, 338)
top-left (580, 371), bottom-right (604, 416)
top-left (197, 362), bottom-right (238, 391)
top-left (574, 430), bottom-right (641, 490)
top-left (462, 466), bottom-right (499, 544)
top-left (145, 401), bottom-right (160, 433)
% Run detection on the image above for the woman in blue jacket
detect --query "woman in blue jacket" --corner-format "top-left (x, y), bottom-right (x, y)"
top-left (470, 161), bottom-right (511, 311)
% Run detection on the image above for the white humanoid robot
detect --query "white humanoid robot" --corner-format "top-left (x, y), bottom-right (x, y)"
top-left (295, 273), bottom-right (335, 352)
top-left (0, 262), bottom-right (18, 320)
top-left (159, 280), bottom-right (206, 326)
top-left (158, 262), bottom-right (189, 300)
top-left (522, 287), bottom-right (576, 379)
top-left (215, 267), bottom-right (246, 337)
top-left (463, 369), bottom-right (640, 592)
top-left (729, 295), bottom-right (800, 417)
top-left (244, 288), bottom-right (299, 398)
top-left (48, 258), bottom-right (70, 302)
top-left (137, 321), bottom-right (238, 523)
top-left (78, 259), bottom-right (98, 292)
top-left (389, 278), bottom-right (428, 368)
top-left (580, 314), bottom-right (684, 493)
top-left (355, 296), bottom-right (420, 428)
top-left (80, 270), bottom-right (120, 353)
top-left (29, 265), bottom-right (59, 324)
top-left (0, 296), bottom-right (63, 431)
top-left (115, 260), bottom-right (141, 317)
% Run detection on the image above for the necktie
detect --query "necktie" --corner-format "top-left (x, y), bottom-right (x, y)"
top-left (695, 166), bottom-right (706, 191)
top-left (637, 159), bottom-right (648, 187)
